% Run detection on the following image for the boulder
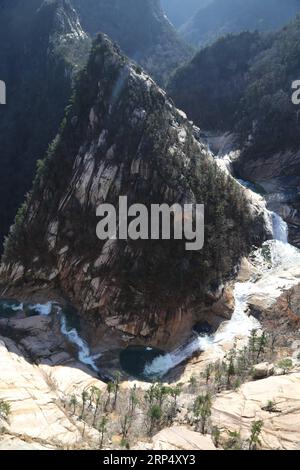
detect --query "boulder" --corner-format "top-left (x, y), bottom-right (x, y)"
top-left (151, 426), bottom-right (217, 450)
top-left (252, 362), bottom-right (274, 380)
top-left (248, 261), bottom-right (300, 343)
top-left (237, 257), bottom-right (258, 282)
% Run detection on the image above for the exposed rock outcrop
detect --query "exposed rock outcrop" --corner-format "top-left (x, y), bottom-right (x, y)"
top-left (212, 372), bottom-right (300, 450)
top-left (136, 426), bottom-right (218, 450)
top-left (0, 333), bottom-right (105, 449)
top-left (0, 0), bottom-right (190, 254)
top-left (249, 279), bottom-right (300, 343)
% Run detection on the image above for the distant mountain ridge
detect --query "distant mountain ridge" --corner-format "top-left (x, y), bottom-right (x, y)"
top-left (161, 0), bottom-right (212, 27)
top-left (180, 0), bottom-right (300, 47)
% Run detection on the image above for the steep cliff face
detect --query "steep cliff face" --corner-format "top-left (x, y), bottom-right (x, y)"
top-left (180, 0), bottom-right (300, 47)
top-left (0, 34), bottom-right (269, 345)
top-left (71, 0), bottom-right (192, 85)
top-left (0, 0), bottom-right (90, 251)
top-left (168, 16), bottom-right (300, 246)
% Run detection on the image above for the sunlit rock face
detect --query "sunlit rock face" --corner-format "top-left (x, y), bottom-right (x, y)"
top-left (212, 372), bottom-right (300, 450)
top-left (0, 309), bottom-right (106, 449)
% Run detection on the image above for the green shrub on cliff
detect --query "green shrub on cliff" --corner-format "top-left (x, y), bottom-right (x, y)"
top-left (0, 400), bottom-right (11, 422)
top-left (193, 393), bottom-right (212, 434)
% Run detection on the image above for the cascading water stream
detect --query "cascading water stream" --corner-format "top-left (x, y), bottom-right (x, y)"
top-left (28, 302), bottom-right (101, 371)
top-left (144, 180), bottom-right (299, 378)
top-left (59, 312), bottom-right (100, 372)
top-left (271, 212), bottom-right (288, 244)
top-left (0, 298), bottom-right (99, 371)
top-left (20, 300), bottom-right (101, 371)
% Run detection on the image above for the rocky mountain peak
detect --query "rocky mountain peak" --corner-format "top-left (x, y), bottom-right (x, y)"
top-left (71, 0), bottom-right (192, 85)
top-left (32, 0), bottom-right (89, 57)
top-left (1, 33), bottom-right (269, 346)
top-left (40, 0), bottom-right (86, 39)
top-left (0, 0), bottom-right (191, 258)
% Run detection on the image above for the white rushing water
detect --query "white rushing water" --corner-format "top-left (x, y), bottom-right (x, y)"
top-left (271, 212), bottom-right (288, 244)
top-left (29, 302), bottom-right (53, 316)
top-left (144, 190), bottom-right (299, 378)
top-left (144, 280), bottom-right (259, 378)
top-left (10, 302), bottom-right (24, 312)
top-left (59, 311), bottom-right (100, 372)
top-left (14, 300), bottom-right (101, 372)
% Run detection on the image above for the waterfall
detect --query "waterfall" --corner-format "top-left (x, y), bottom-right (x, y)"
top-left (271, 211), bottom-right (288, 243)
top-left (144, 192), bottom-right (298, 378)
top-left (59, 312), bottom-right (100, 372)
top-left (144, 281), bottom-right (259, 378)
top-left (19, 301), bottom-right (101, 372)
top-left (144, 334), bottom-right (213, 378)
